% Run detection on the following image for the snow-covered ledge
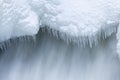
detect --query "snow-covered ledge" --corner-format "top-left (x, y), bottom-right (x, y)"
top-left (0, 0), bottom-right (120, 48)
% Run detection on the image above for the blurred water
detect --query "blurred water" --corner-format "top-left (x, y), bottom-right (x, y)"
top-left (0, 31), bottom-right (120, 80)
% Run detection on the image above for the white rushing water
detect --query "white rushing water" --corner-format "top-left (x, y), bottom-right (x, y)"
top-left (0, 31), bottom-right (120, 80)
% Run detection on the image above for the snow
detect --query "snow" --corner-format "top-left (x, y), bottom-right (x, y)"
top-left (0, 0), bottom-right (39, 42)
top-left (0, 0), bottom-right (120, 46)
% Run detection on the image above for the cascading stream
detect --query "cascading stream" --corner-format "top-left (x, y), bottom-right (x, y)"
top-left (0, 30), bottom-right (120, 80)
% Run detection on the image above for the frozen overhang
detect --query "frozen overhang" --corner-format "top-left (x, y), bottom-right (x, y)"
top-left (0, 0), bottom-right (120, 47)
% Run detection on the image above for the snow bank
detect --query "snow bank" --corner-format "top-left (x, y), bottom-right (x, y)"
top-left (0, 0), bottom-right (39, 42)
top-left (0, 0), bottom-right (120, 46)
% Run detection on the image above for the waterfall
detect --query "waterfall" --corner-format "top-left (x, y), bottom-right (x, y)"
top-left (0, 30), bottom-right (120, 80)
top-left (1, 0), bottom-right (120, 80)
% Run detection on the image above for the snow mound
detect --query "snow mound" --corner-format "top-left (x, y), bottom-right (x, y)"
top-left (0, 0), bottom-right (120, 46)
top-left (0, 0), bottom-right (39, 42)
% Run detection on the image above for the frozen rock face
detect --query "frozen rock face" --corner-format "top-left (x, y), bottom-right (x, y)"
top-left (0, 0), bottom-right (120, 45)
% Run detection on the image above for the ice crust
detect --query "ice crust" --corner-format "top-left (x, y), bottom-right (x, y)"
top-left (0, 0), bottom-right (120, 47)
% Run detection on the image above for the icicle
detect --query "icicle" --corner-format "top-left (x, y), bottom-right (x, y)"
top-left (0, 35), bottom-right (36, 52)
top-left (41, 22), bottom-right (118, 49)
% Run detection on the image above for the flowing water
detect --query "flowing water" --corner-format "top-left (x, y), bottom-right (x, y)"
top-left (0, 30), bottom-right (120, 80)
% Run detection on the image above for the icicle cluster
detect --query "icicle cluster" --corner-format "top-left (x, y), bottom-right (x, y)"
top-left (0, 35), bottom-right (36, 51)
top-left (41, 22), bottom-right (118, 48)
top-left (0, 0), bottom-right (120, 48)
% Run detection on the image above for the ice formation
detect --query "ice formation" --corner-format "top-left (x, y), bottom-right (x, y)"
top-left (0, 0), bottom-right (120, 46)
top-left (1, 0), bottom-right (120, 80)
